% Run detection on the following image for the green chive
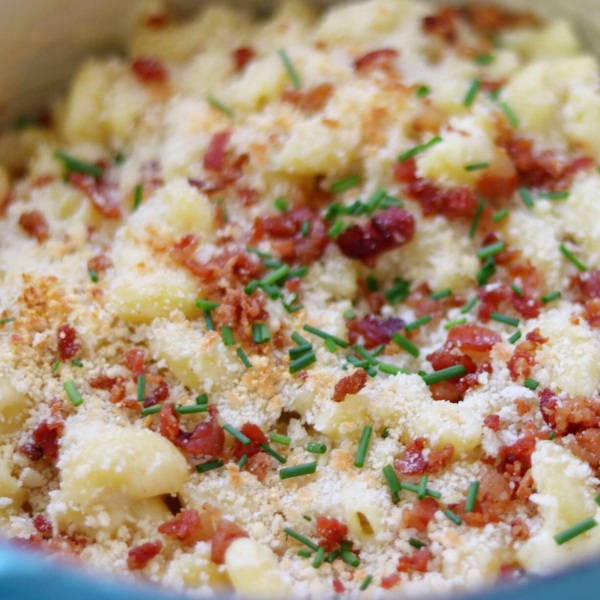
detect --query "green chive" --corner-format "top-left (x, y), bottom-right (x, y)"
top-left (304, 515), bottom-right (312, 521)
top-left (0, 317), bottom-right (16, 325)
top-left (325, 550), bottom-right (340, 563)
top-left (207, 95), bottom-right (234, 117)
top-left (490, 312), bottom-right (519, 327)
top-left (203, 310), bottom-right (214, 331)
top-left (133, 184), bottom-right (143, 210)
top-left (252, 323), bottom-right (271, 344)
top-left (303, 324), bottom-right (348, 348)
top-left (244, 280), bottom-right (260, 295)
top-left (261, 444), bottom-right (287, 464)
top-left (444, 509), bottom-right (463, 526)
top-left (509, 330), bottom-right (522, 344)
top-left (409, 538), bottom-right (426, 549)
top-left (422, 365), bottom-right (467, 386)
top-left (312, 546), bottom-right (326, 569)
top-left (474, 54), bottom-right (495, 65)
top-left (405, 315), bottom-right (432, 333)
top-left (465, 481), bottom-right (479, 513)
top-left (306, 442), bottom-right (327, 454)
top-left (238, 454), bottom-right (248, 470)
top-left (554, 517), bottom-right (597, 545)
top-left (416, 85), bottom-right (431, 98)
top-left (548, 431), bottom-right (556, 441)
top-left (492, 208), bottom-right (509, 222)
top-left (236, 347), bottom-right (252, 368)
top-left (196, 393), bottom-right (208, 405)
top-left (399, 481), bottom-right (441, 499)
top-left (519, 187), bottom-right (534, 209)
top-left (196, 299), bottom-right (220, 311)
top-left (444, 318), bottom-right (467, 330)
top-left (397, 136), bottom-right (443, 163)
top-left (360, 575), bottom-right (373, 591)
top-left (465, 162), bottom-right (490, 172)
top-left (176, 405), bottom-right (208, 414)
top-left (331, 174), bottom-right (361, 194)
top-left (539, 191), bottom-right (570, 200)
top-left (381, 428), bottom-right (389, 439)
top-left (54, 151), bottom-right (104, 178)
top-left (365, 188), bottom-right (387, 214)
top-left (477, 257), bottom-right (496, 286)
top-left (114, 152), bottom-right (126, 165)
top-left (430, 288), bottom-right (452, 301)
top-left (260, 264), bottom-right (290, 286)
top-left (542, 290), bottom-right (562, 304)
top-left (524, 378), bottom-right (539, 391)
top-left (328, 220), bottom-right (347, 239)
top-left (289, 344), bottom-right (313, 358)
top-left (324, 338), bottom-right (337, 353)
top-left (510, 283), bottom-right (524, 297)
top-left (340, 549), bottom-right (361, 568)
top-left (274, 197), bottom-right (289, 212)
top-left (63, 380), bottom-right (83, 407)
top-left (71, 359), bottom-right (83, 367)
top-left (283, 527), bottom-right (319, 552)
top-left (461, 297), bottom-right (478, 314)
top-left (246, 246), bottom-right (272, 259)
top-left (223, 424), bottom-right (251, 445)
top-left (289, 352), bottom-right (316, 374)
top-left (297, 549), bottom-right (312, 559)
top-left (559, 244), bottom-right (588, 272)
top-left (196, 459), bottom-right (224, 473)
top-left (354, 426), bottom-right (373, 468)
top-left (366, 276), bottom-right (379, 292)
top-left (137, 374), bottom-right (146, 402)
top-left (343, 309), bottom-right (355, 320)
top-left (384, 278), bottom-right (411, 305)
top-left (378, 362), bottom-right (411, 375)
top-left (417, 475), bottom-right (428, 499)
top-left (270, 433), bottom-right (291, 446)
top-left (280, 461), bottom-right (317, 480)
top-left (469, 199), bottom-right (485, 240)
top-left (595, 494), bottom-right (600, 506)
top-left (300, 221), bottom-right (310, 237)
top-left (500, 101), bottom-right (519, 128)
top-left (278, 49), bottom-right (301, 90)
top-left (463, 79), bottom-right (481, 107)
top-left (52, 360), bottom-right (61, 373)
top-left (477, 241), bottom-right (505, 259)
top-left (383, 465), bottom-right (402, 496)
top-left (141, 404), bottom-right (162, 417)
top-left (88, 269), bottom-right (99, 283)
top-left (392, 332), bottom-right (419, 358)
top-left (221, 326), bottom-right (235, 346)
top-left (292, 332), bottom-right (310, 346)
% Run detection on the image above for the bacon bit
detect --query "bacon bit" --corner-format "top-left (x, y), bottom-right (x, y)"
top-left (475, 152), bottom-right (518, 206)
top-left (144, 13), bottom-right (169, 29)
top-left (510, 517), bottom-right (530, 540)
top-left (213, 289), bottom-right (269, 344)
top-left (395, 438), bottom-right (454, 476)
top-left (571, 428), bottom-right (600, 472)
top-left (69, 173), bottom-right (122, 219)
top-left (570, 271), bottom-right (600, 328)
top-left (57, 324), bottom-right (80, 361)
top-left (484, 414), bottom-right (501, 431)
top-left (211, 519), bottom-right (248, 565)
top-left (347, 315), bottom-right (405, 349)
top-left (394, 159), bottom-right (478, 221)
top-left (463, 5), bottom-right (539, 35)
top-left (497, 430), bottom-right (536, 478)
top-left (131, 58), bottom-right (168, 84)
top-left (293, 178), bottom-right (334, 211)
top-left (332, 577), bottom-right (346, 593)
top-left (397, 547), bottom-right (431, 573)
top-left (252, 207), bottom-right (329, 266)
top-left (507, 329), bottom-right (547, 382)
top-left (354, 49), bottom-right (399, 73)
top-left (143, 379), bottom-right (169, 408)
top-left (336, 207), bottom-right (416, 265)
top-left (282, 83), bottom-right (334, 112)
top-left (498, 563), bottom-right (526, 581)
top-left (19, 211), bottom-right (50, 242)
top-left (176, 405), bottom-right (225, 457)
top-left (237, 187), bottom-right (259, 206)
top-left (204, 131), bottom-right (232, 172)
top-left (127, 541), bottom-right (163, 570)
top-left (316, 516), bottom-right (348, 552)
top-left (89, 375), bottom-right (120, 390)
top-left (447, 324), bottom-right (501, 354)
top-left (124, 348), bottom-right (146, 380)
top-left (515, 398), bottom-right (530, 417)
top-left (405, 282), bottom-right (459, 320)
top-left (332, 369), bottom-right (368, 402)
top-left (109, 380), bottom-right (127, 405)
top-left (411, 103), bottom-right (448, 136)
top-left (233, 47), bottom-right (256, 72)
top-left (381, 573), bottom-right (401, 589)
top-left (21, 414), bottom-right (64, 462)
top-left (232, 423), bottom-right (268, 460)
top-left (159, 402), bottom-right (180, 442)
top-left (402, 497), bottom-right (439, 532)
top-left (357, 278), bottom-right (387, 314)
top-left (539, 388), bottom-right (600, 435)
top-left (422, 7), bottom-right (460, 44)
top-left (246, 452), bottom-right (271, 482)
top-left (32, 515), bottom-right (53, 539)
top-left (87, 254), bottom-right (112, 275)
top-left (158, 509), bottom-right (214, 544)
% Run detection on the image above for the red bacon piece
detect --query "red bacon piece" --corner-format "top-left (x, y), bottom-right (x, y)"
top-left (143, 379), bottom-right (169, 408)
top-left (232, 423), bottom-right (268, 460)
top-left (354, 49), bottom-right (399, 72)
top-left (211, 519), bottom-right (248, 564)
top-left (57, 324), bottom-right (80, 360)
top-left (484, 414), bottom-right (501, 431)
top-left (422, 7), bottom-right (460, 44)
top-left (19, 211), bottom-right (50, 242)
top-left (497, 430), bottom-right (536, 477)
top-left (124, 348), bottom-right (145, 380)
top-left (176, 405), bottom-right (225, 457)
top-left (347, 315), bottom-right (405, 349)
top-left (395, 437), bottom-right (454, 475)
top-left (127, 540), bottom-right (162, 570)
top-left (159, 402), bottom-right (180, 442)
top-left (332, 369), bottom-right (367, 402)
top-left (233, 47), bottom-right (256, 72)
top-left (69, 173), bottom-right (121, 219)
top-left (204, 131), bottom-right (232, 172)
top-left (316, 516), bottom-right (348, 552)
top-left (506, 329), bottom-right (547, 382)
top-left (397, 547), bottom-right (431, 573)
top-left (158, 509), bottom-right (214, 544)
top-left (402, 497), bottom-right (439, 532)
top-left (131, 58), bottom-right (168, 84)
top-left (282, 83), bottom-right (334, 112)
top-left (87, 254), bottom-right (112, 275)
top-left (446, 324), bottom-right (500, 354)
top-left (332, 578), bottom-right (346, 593)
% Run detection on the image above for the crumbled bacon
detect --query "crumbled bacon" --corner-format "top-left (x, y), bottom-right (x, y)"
top-left (484, 414), bottom-right (501, 431)
top-left (571, 428), bottom-right (600, 472)
top-left (87, 254), bottom-right (112, 275)
top-left (19, 210), bottom-right (50, 242)
top-left (158, 509), bottom-right (213, 544)
top-left (33, 515), bottom-right (53, 538)
top-left (144, 13), bottom-right (169, 28)
top-left (159, 402), bottom-right (180, 443)
top-left (211, 519), bottom-right (248, 564)
top-left (143, 379), bottom-right (170, 408)
top-left (570, 270), bottom-right (600, 328)
top-left (332, 369), bottom-right (367, 402)
top-left (69, 173), bottom-right (122, 219)
top-left (127, 541), bottom-right (162, 570)
top-left (57, 324), bottom-right (80, 360)
top-left (446, 324), bottom-right (500, 355)
top-left (282, 83), bottom-right (334, 112)
top-left (394, 159), bottom-right (478, 221)
top-left (510, 517), bottom-right (530, 540)
top-left (232, 423), bottom-right (268, 460)
top-left (212, 289), bottom-right (269, 342)
top-left (124, 348), bottom-right (146, 380)
top-left (474, 152), bottom-right (518, 206)
top-left (233, 47), bottom-right (256, 72)
top-left (402, 497), bottom-right (439, 532)
top-left (332, 578), bottom-right (346, 593)
top-left (246, 452), bottom-right (271, 481)
top-left (354, 49), bottom-right (399, 73)
top-left (347, 315), bottom-right (405, 349)
top-left (336, 207), bottom-right (415, 265)
top-left (477, 280), bottom-right (542, 323)
top-left (539, 388), bottom-right (600, 435)
top-left (507, 329), bottom-right (547, 382)
top-left (395, 438), bottom-right (454, 475)
top-left (88, 375), bottom-right (121, 390)
top-left (497, 430), bottom-right (536, 478)
top-left (131, 58), bottom-right (168, 84)
top-left (21, 417), bottom-right (64, 462)
top-left (404, 282), bottom-right (461, 319)
top-left (397, 547), bottom-right (431, 573)
top-left (316, 516), bottom-right (348, 552)
top-left (462, 4), bottom-right (539, 33)
top-left (422, 7), bottom-right (460, 44)
top-left (204, 131), bottom-right (232, 172)
top-left (175, 405), bottom-right (225, 457)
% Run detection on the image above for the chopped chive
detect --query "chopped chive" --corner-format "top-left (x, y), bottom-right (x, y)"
top-left (499, 101), bottom-right (519, 128)
top-left (331, 174), bottom-right (361, 193)
top-left (261, 443), bottom-right (287, 464)
top-left (297, 549), bottom-right (312, 559)
top-left (416, 85), bottom-right (431, 98)
top-left (274, 197), bottom-right (289, 213)
top-left (365, 188), bottom-right (387, 214)
top-left (405, 315), bottom-right (432, 333)
top-left (300, 221), bottom-right (310, 237)
top-left (409, 537), bottom-right (426, 549)
top-left (114, 152), bottom-right (125, 165)
top-left (283, 527), bottom-right (319, 552)
top-left (383, 465), bottom-right (402, 496)
top-left (307, 442), bottom-right (326, 454)
top-left (554, 517), bottom-right (597, 545)
top-left (236, 347), bottom-right (252, 368)
top-left (340, 550), bottom-right (361, 568)
top-left (328, 219), bottom-right (347, 239)
top-left (324, 338), bottom-right (338, 353)
top-left (52, 360), bottom-right (61, 373)
top-left (360, 575), bottom-right (373, 591)
top-left (354, 426), bottom-right (373, 468)
top-left (474, 54), bottom-right (495, 65)
top-left (469, 199), bottom-right (485, 240)
top-left (325, 550), bottom-right (340, 563)
top-left (595, 494), bottom-right (600, 506)
top-left (54, 151), bottom-right (103, 178)
top-left (133, 184), bottom-right (143, 211)
top-left (397, 136), bottom-right (443, 163)
top-left (461, 297), bottom-right (478, 314)
top-left (223, 424), bottom-right (252, 445)
top-left (289, 344), bottom-right (313, 358)
top-left (492, 208), bottom-right (509, 222)
top-left (207, 95), bottom-right (234, 117)
top-left (465, 162), bottom-right (490, 172)
top-left (542, 290), bottom-right (562, 304)
top-left (269, 432), bottom-right (291, 446)
top-left (524, 377), bottom-right (539, 391)
top-left (366, 276), bottom-right (379, 292)
top-left (238, 454), bottom-right (248, 470)
top-left (221, 326), bottom-right (235, 346)
top-left (285, 302), bottom-right (304, 314)
top-left (246, 246), bottom-right (272, 259)
top-left (384, 278), bottom-right (411, 305)
top-left (176, 405), bottom-right (208, 414)
top-left (88, 268), bottom-right (99, 283)
top-left (444, 318), bottom-right (467, 330)
top-left (343, 309), bottom-right (355, 320)
top-left (378, 362), bottom-right (411, 375)
top-left (278, 49), bottom-right (301, 90)
top-left (381, 428), bottom-right (389, 439)
top-left (0, 317), bottom-right (16, 325)
top-left (303, 324), bottom-right (348, 348)
top-left (519, 187), bottom-right (535, 209)
top-left (444, 509), bottom-right (463, 526)
top-left (292, 331), bottom-right (310, 346)
top-left (137, 374), bottom-right (146, 402)
top-left (510, 283), bottom-right (524, 297)
top-left (196, 459), bottom-right (224, 473)
top-left (244, 280), bottom-right (260, 295)
top-left (422, 365), bottom-right (467, 386)
top-left (463, 79), bottom-right (481, 107)
top-left (289, 352), bottom-right (316, 374)
top-left (252, 323), bottom-right (271, 344)
top-left (465, 481), bottom-right (480, 513)
top-left (477, 241), bottom-right (505, 259)
top-left (509, 330), bottom-right (522, 344)
top-left (490, 312), bottom-right (519, 327)
top-left (548, 431), bottom-right (556, 441)
top-left (399, 481), bottom-right (441, 499)
top-left (260, 264), bottom-right (290, 286)
top-left (559, 244), bottom-right (588, 272)
top-left (286, 266), bottom-right (308, 279)
top-left (280, 461), bottom-right (317, 480)
top-left (312, 546), bottom-right (326, 569)
top-left (304, 515), bottom-right (312, 521)
top-left (392, 332), bottom-right (419, 358)
top-left (539, 191), bottom-right (570, 200)
top-left (196, 299), bottom-right (220, 311)
top-left (430, 288), bottom-right (452, 301)
top-left (417, 475), bottom-right (428, 499)
top-left (63, 380), bottom-right (83, 407)
top-left (476, 257), bottom-right (496, 286)
top-left (71, 359), bottom-right (83, 367)
top-left (141, 404), bottom-right (162, 418)
top-left (354, 345), bottom-right (378, 364)
top-left (196, 393), bottom-right (208, 405)
top-left (203, 310), bottom-right (214, 331)
top-left (261, 284), bottom-right (284, 300)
